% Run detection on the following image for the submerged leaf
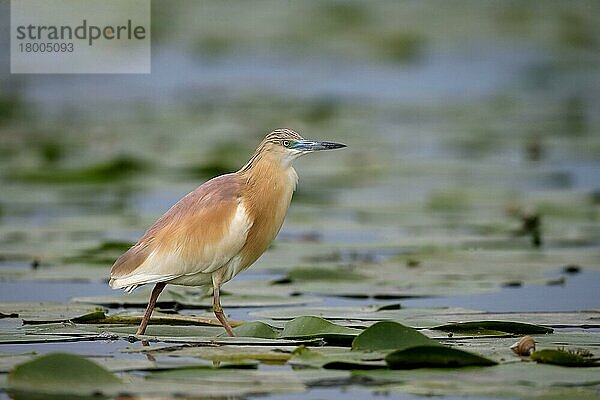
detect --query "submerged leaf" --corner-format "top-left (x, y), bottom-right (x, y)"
top-left (7, 352), bottom-right (121, 396)
top-left (385, 345), bottom-right (497, 369)
top-left (352, 321), bottom-right (440, 352)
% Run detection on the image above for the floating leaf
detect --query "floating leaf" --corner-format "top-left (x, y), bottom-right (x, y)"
top-left (94, 324), bottom-right (225, 338)
top-left (7, 352), bottom-right (122, 396)
top-left (431, 320), bottom-right (553, 335)
top-left (252, 306), bottom-right (600, 329)
top-left (352, 321), bottom-right (440, 352)
top-left (69, 310), bottom-right (109, 323)
top-left (139, 335), bottom-right (321, 346)
top-left (355, 362), bottom-right (600, 398)
top-left (385, 345), bottom-right (497, 369)
top-left (250, 304), bottom-right (482, 324)
top-left (0, 303), bottom-right (102, 322)
top-left (531, 349), bottom-right (599, 367)
top-left (0, 322), bottom-right (104, 344)
top-left (279, 316), bottom-right (362, 344)
top-left (229, 321), bottom-right (281, 338)
top-left (20, 309), bottom-right (226, 329)
top-left (69, 310), bottom-right (227, 327)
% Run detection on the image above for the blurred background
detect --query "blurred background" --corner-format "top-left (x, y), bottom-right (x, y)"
top-left (0, 0), bottom-right (598, 308)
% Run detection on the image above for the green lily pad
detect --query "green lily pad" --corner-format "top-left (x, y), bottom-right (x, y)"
top-left (279, 316), bottom-right (362, 344)
top-left (352, 321), bottom-right (441, 352)
top-left (7, 352), bottom-right (122, 396)
top-left (530, 349), bottom-right (599, 367)
top-left (229, 321), bottom-right (281, 338)
top-left (431, 320), bottom-right (553, 335)
top-left (385, 345), bottom-right (498, 369)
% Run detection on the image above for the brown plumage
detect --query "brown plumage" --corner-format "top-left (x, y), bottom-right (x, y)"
top-left (109, 129), bottom-right (345, 336)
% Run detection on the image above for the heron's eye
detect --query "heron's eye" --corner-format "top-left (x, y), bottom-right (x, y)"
top-left (282, 140), bottom-right (290, 148)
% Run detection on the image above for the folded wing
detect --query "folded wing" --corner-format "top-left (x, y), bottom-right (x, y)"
top-left (109, 174), bottom-right (251, 291)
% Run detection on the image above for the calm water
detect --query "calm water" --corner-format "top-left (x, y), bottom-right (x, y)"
top-left (1, 269), bottom-right (597, 313)
top-left (1, 2), bottom-right (598, 399)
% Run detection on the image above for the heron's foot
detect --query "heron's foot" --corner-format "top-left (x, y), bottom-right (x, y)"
top-left (214, 310), bottom-right (236, 337)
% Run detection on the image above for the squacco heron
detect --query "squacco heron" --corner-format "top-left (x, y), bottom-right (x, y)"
top-left (109, 129), bottom-right (346, 336)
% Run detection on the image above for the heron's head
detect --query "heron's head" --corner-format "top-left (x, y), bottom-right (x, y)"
top-left (259, 128), bottom-right (346, 167)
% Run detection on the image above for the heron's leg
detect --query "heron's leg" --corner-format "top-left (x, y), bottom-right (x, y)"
top-left (136, 282), bottom-right (166, 335)
top-left (212, 276), bottom-right (235, 337)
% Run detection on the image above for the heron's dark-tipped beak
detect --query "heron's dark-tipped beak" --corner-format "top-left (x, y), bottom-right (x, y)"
top-left (292, 140), bottom-right (347, 152)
